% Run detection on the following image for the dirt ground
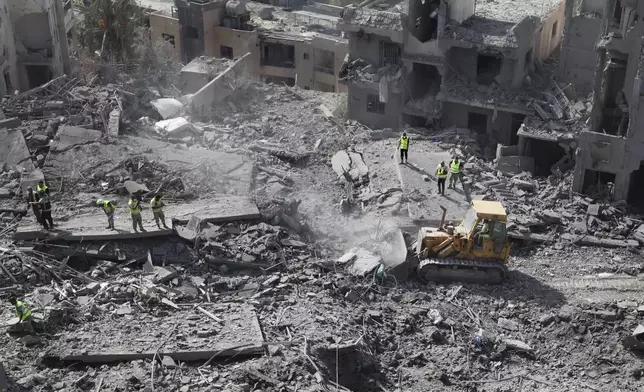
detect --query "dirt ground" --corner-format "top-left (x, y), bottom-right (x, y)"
top-left (1, 78), bottom-right (644, 392)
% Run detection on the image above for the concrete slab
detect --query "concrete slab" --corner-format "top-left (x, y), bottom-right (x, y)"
top-left (43, 135), bottom-right (252, 195)
top-left (49, 126), bottom-right (102, 153)
top-left (0, 128), bottom-right (36, 174)
top-left (0, 117), bottom-right (21, 129)
top-left (150, 98), bottom-right (183, 119)
top-left (395, 150), bottom-right (470, 223)
top-left (42, 304), bottom-right (264, 364)
top-left (331, 150), bottom-right (369, 180)
top-left (13, 196), bottom-right (259, 241)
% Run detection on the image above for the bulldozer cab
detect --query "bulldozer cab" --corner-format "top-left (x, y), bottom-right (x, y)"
top-left (456, 201), bottom-right (510, 263)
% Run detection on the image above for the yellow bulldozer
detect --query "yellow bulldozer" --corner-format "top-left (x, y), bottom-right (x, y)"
top-left (415, 200), bottom-right (511, 284)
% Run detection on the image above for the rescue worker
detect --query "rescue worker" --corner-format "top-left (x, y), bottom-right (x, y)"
top-left (436, 161), bottom-right (448, 195)
top-left (448, 157), bottom-right (464, 190)
top-left (9, 295), bottom-right (32, 322)
top-left (398, 132), bottom-right (410, 164)
top-left (25, 186), bottom-right (42, 225)
top-left (96, 199), bottom-right (116, 230)
top-left (38, 192), bottom-right (54, 230)
top-left (36, 180), bottom-right (49, 196)
top-left (128, 195), bottom-right (146, 233)
top-left (150, 194), bottom-right (169, 229)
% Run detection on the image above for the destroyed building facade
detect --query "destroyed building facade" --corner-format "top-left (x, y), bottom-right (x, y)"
top-left (148, 0), bottom-right (348, 92)
top-left (0, 0), bottom-right (73, 95)
top-left (339, 0), bottom-right (565, 132)
top-left (572, 0), bottom-right (644, 203)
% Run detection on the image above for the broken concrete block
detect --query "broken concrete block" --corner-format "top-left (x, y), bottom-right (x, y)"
top-left (0, 117), bottom-right (21, 129)
top-left (49, 126), bottom-right (102, 153)
top-left (584, 309), bottom-right (618, 321)
top-left (497, 317), bottom-right (519, 331)
top-left (155, 117), bottom-right (201, 138)
top-left (116, 304), bottom-right (133, 316)
top-left (540, 210), bottom-right (562, 224)
top-left (153, 266), bottom-right (178, 283)
top-left (162, 355), bottom-right (177, 368)
top-left (622, 324), bottom-right (644, 351)
top-left (344, 289), bottom-right (360, 302)
top-left (511, 179), bottom-right (535, 192)
top-left (150, 98), bottom-right (183, 119)
top-left (331, 150), bottom-right (368, 181)
top-left (617, 301), bottom-right (638, 309)
top-left (348, 248), bottom-right (381, 277)
top-left (19, 335), bottom-right (42, 346)
top-left (503, 339), bottom-right (533, 352)
top-left (587, 204), bottom-right (600, 216)
top-left (108, 109), bottom-right (121, 139)
top-left (558, 305), bottom-right (575, 321)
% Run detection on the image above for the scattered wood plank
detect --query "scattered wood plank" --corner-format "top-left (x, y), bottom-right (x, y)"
top-left (197, 306), bottom-right (223, 323)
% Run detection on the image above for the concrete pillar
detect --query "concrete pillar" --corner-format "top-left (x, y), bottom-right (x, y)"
top-left (613, 171), bottom-right (631, 201)
top-left (517, 135), bottom-right (527, 155)
top-left (558, 0), bottom-right (575, 81)
top-left (53, 0), bottom-right (71, 76)
top-left (591, 49), bottom-right (607, 132)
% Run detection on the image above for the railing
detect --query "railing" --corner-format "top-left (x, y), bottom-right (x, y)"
top-left (314, 65), bottom-right (334, 75)
top-left (261, 60), bottom-right (295, 68)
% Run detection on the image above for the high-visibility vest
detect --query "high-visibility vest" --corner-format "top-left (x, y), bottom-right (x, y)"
top-left (128, 199), bottom-right (142, 215)
top-left (15, 301), bottom-right (32, 321)
top-left (450, 160), bottom-right (461, 174)
top-left (436, 165), bottom-right (448, 178)
top-left (150, 198), bottom-right (164, 212)
top-left (98, 199), bottom-right (115, 213)
top-left (36, 184), bottom-right (48, 194)
top-left (399, 136), bottom-right (409, 150)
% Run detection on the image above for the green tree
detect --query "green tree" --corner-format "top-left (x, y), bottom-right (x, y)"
top-left (76, 0), bottom-right (144, 62)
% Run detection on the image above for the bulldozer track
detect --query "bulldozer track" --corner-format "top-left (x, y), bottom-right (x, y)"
top-left (418, 258), bottom-right (508, 284)
top-left (548, 275), bottom-right (644, 304)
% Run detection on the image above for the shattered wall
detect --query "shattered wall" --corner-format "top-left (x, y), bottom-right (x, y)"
top-left (559, 15), bottom-right (603, 94)
top-left (149, 10), bottom-right (182, 61)
top-left (189, 52), bottom-right (250, 115)
top-left (441, 102), bottom-right (517, 144)
top-left (347, 84), bottom-right (402, 129)
top-left (6, 0), bottom-right (70, 89)
top-left (175, 0), bottom-right (223, 63)
top-left (0, 0), bottom-right (19, 95)
top-left (534, 0), bottom-right (565, 62)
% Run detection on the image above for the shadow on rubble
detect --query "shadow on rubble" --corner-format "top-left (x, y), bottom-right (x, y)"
top-left (311, 342), bottom-right (386, 392)
top-left (400, 269), bottom-right (566, 308)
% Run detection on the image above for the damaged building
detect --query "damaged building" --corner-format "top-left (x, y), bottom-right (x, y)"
top-left (0, 0), bottom-right (73, 94)
top-left (148, 0), bottom-right (348, 92)
top-left (572, 0), bottom-right (644, 203)
top-left (339, 0), bottom-right (566, 134)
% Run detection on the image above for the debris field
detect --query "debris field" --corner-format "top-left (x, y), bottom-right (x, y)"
top-left (1, 49), bottom-right (644, 392)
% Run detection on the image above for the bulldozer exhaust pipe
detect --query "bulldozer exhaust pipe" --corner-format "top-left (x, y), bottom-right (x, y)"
top-left (439, 206), bottom-right (447, 229)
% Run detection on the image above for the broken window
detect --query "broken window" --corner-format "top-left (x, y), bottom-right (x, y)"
top-left (612, 0), bottom-right (623, 27)
top-left (524, 138), bottom-right (567, 176)
top-left (314, 48), bottom-right (335, 75)
top-left (407, 62), bottom-right (441, 100)
top-left (261, 42), bottom-right (295, 68)
top-left (380, 41), bottom-right (401, 67)
top-left (220, 45), bottom-right (233, 59)
top-left (510, 114), bottom-right (525, 145)
top-left (476, 54), bottom-right (502, 86)
top-left (408, 0), bottom-right (440, 43)
top-left (583, 169), bottom-right (615, 199)
top-left (467, 112), bottom-right (488, 134)
top-left (628, 162), bottom-right (644, 206)
top-left (551, 21), bottom-right (558, 38)
top-left (524, 48), bottom-right (532, 70)
top-left (600, 58), bottom-right (627, 135)
top-left (26, 65), bottom-right (52, 89)
top-left (367, 94), bottom-right (385, 114)
top-left (303, 53), bottom-right (309, 60)
top-left (185, 27), bottom-right (199, 39)
top-left (161, 33), bottom-right (175, 47)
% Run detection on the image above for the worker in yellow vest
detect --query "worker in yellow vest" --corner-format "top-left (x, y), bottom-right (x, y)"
top-left (9, 295), bottom-right (32, 322)
top-left (398, 133), bottom-right (410, 164)
top-left (96, 199), bottom-right (116, 230)
top-left (128, 195), bottom-right (146, 233)
top-left (436, 161), bottom-right (448, 195)
top-left (150, 194), bottom-right (169, 229)
top-left (448, 157), bottom-right (464, 190)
